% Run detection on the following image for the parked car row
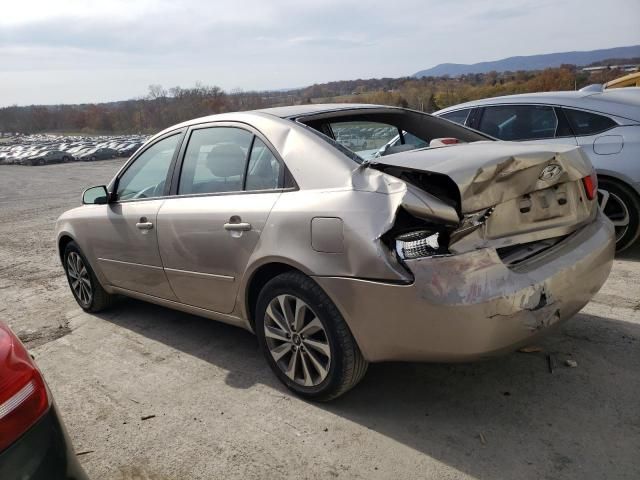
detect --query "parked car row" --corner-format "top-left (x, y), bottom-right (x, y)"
top-left (0, 134), bottom-right (149, 166)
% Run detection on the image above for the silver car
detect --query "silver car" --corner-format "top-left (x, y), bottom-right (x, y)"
top-left (435, 87), bottom-right (640, 251)
top-left (56, 104), bottom-right (614, 400)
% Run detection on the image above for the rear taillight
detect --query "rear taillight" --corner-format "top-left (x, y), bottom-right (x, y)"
top-left (0, 323), bottom-right (49, 452)
top-left (582, 171), bottom-right (598, 201)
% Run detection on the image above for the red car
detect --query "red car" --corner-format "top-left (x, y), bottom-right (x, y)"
top-left (0, 321), bottom-right (87, 479)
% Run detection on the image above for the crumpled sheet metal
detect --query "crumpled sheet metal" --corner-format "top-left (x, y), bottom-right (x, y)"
top-left (351, 166), bottom-right (460, 225)
top-left (370, 141), bottom-right (593, 213)
top-left (312, 212), bottom-right (614, 362)
top-left (245, 184), bottom-right (413, 283)
top-left (407, 248), bottom-right (555, 320)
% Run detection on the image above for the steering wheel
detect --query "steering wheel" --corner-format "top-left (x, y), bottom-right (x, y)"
top-left (131, 180), bottom-right (165, 199)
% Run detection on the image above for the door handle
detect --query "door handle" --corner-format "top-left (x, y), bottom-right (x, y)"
top-left (136, 221), bottom-right (154, 230)
top-left (224, 222), bottom-right (252, 232)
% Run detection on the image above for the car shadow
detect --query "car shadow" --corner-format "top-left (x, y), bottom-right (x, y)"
top-left (96, 299), bottom-right (639, 479)
top-left (618, 242), bottom-right (640, 262)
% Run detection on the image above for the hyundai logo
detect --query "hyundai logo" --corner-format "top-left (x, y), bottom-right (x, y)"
top-left (539, 164), bottom-right (563, 181)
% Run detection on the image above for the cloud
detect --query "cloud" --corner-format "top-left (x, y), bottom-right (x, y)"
top-left (1, 0), bottom-right (639, 105)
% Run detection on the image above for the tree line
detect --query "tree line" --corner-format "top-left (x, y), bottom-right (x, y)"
top-left (0, 65), bottom-right (627, 135)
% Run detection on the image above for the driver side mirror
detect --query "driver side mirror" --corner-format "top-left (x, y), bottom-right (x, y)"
top-left (82, 185), bottom-right (109, 205)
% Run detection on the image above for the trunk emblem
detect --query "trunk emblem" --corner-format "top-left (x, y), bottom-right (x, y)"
top-left (539, 164), bottom-right (563, 181)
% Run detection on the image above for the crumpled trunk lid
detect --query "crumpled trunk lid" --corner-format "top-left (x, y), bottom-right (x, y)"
top-left (369, 141), bottom-right (598, 254)
top-left (369, 141), bottom-right (593, 212)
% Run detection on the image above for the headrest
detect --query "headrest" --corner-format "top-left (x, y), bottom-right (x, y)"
top-left (206, 144), bottom-right (246, 177)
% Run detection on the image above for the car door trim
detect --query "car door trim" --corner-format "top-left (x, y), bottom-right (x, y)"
top-left (97, 257), bottom-right (164, 270)
top-left (108, 286), bottom-right (248, 330)
top-left (163, 267), bottom-right (235, 282)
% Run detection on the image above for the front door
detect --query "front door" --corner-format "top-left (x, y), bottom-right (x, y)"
top-left (157, 126), bottom-right (284, 313)
top-left (89, 132), bottom-right (183, 299)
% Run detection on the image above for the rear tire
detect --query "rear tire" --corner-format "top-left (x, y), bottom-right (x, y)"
top-left (63, 241), bottom-right (113, 312)
top-left (598, 178), bottom-right (640, 252)
top-left (255, 271), bottom-right (368, 401)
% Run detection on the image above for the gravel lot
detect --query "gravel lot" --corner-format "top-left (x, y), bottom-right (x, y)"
top-left (1, 161), bottom-right (639, 480)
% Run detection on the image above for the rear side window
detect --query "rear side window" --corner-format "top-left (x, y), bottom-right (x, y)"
top-left (245, 138), bottom-right (282, 191)
top-left (478, 105), bottom-right (558, 140)
top-left (440, 109), bottom-right (471, 126)
top-left (563, 108), bottom-right (617, 136)
top-left (179, 127), bottom-right (252, 194)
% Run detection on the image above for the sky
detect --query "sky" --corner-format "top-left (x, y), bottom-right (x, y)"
top-left (1, 0), bottom-right (639, 106)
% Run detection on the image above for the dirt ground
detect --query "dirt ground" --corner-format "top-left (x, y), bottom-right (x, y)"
top-left (1, 160), bottom-right (639, 480)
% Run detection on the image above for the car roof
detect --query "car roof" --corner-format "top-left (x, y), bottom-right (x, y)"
top-left (151, 103), bottom-right (406, 139)
top-left (255, 103), bottom-right (387, 119)
top-left (435, 88), bottom-right (640, 122)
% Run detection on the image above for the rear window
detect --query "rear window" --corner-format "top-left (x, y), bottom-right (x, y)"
top-left (562, 108), bottom-right (617, 136)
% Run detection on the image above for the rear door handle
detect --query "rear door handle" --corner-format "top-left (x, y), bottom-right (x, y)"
top-left (136, 222), bottom-right (154, 230)
top-left (224, 222), bottom-right (252, 231)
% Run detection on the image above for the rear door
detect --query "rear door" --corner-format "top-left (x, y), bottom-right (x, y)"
top-left (156, 124), bottom-right (285, 313)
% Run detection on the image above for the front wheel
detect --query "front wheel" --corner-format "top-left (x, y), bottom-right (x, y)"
top-left (63, 242), bottom-right (114, 312)
top-left (255, 271), bottom-right (368, 401)
top-left (598, 178), bottom-right (640, 252)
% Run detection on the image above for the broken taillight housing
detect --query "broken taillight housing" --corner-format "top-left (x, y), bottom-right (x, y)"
top-left (395, 230), bottom-right (442, 259)
top-left (582, 171), bottom-right (598, 201)
top-left (0, 322), bottom-right (49, 452)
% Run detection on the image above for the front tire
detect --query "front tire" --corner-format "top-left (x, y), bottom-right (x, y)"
top-left (63, 241), bottom-right (113, 312)
top-left (598, 178), bottom-right (640, 252)
top-left (255, 271), bottom-right (368, 401)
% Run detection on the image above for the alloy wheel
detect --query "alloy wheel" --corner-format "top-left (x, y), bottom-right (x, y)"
top-left (264, 294), bottom-right (331, 387)
top-left (66, 252), bottom-right (92, 307)
top-left (599, 189), bottom-right (630, 242)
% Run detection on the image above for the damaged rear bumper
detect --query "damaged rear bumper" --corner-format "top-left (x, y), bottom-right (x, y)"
top-left (313, 211), bottom-right (615, 362)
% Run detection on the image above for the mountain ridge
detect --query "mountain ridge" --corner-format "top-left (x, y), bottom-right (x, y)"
top-left (414, 45), bottom-right (640, 77)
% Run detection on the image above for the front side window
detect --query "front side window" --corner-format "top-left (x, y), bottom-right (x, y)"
top-left (563, 108), bottom-right (617, 136)
top-left (478, 105), bottom-right (558, 141)
top-left (116, 134), bottom-right (180, 200)
top-left (179, 127), bottom-right (253, 195)
top-left (440, 108), bottom-right (471, 126)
